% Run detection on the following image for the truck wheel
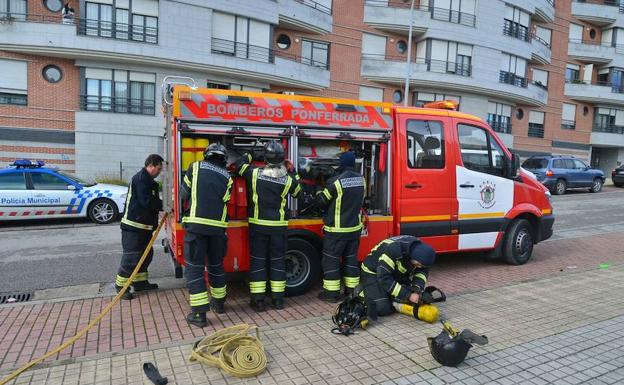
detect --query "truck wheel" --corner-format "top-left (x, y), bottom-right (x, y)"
top-left (503, 219), bottom-right (534, 265)
top-left (87, 199), bottom-right (118, 224)
top-left (285, 237), bottom-right (321, 297)
top-left (590, 178), bottom-right (603, 193)
top-left (553, 179), bottom-right (566, 195)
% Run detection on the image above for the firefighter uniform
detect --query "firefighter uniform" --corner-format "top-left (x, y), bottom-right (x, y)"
top-left (359, 236), bottom-right (435, 317)
top-left (181, 159), bottom-right (233, 315)
top-left (316, 156), bottom-right (365, 300)
top-left (116, 168), bottom-right (162, 291)
top-left (236, 153), bottom-right (301, 305)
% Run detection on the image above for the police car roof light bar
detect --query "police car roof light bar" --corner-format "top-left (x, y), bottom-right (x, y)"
top-left (11, 159), bottom-right (45, 168)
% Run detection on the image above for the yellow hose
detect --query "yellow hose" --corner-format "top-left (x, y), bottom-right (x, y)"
top-left (189, 324), bottom-right (267, 378)
top-left (0, 214), bottom-right (169, 385)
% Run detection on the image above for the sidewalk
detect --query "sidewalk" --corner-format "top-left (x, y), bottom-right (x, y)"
top-left (2, 262), bottom-right (623, 385)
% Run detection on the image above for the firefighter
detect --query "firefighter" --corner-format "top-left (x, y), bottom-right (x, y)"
top-left (115, 154), bottom-right (163, 300)
top-left (359, 235), bottom-right (436, 318)
top-left (236, 140), bottom-right (301, 312)
top-left (316, 150), bottom-right (366, 303)
top-left (181, 143), bottom-right (233, 328)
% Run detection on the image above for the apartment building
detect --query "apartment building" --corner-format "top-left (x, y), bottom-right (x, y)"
top-left (0, 0), bottom-right (623, 178)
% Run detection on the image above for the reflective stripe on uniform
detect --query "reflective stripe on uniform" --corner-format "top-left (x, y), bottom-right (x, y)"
top-left (397, 261), bottom-right (407, 274)
top-left (250, 281), bottom-right (266, 294)
top-left (334, 180), bottom-right (342, 229)
top-left (248, 218), bottom-right (289, 226)
top-left (344, 276), bottom-right (360, 289)
top-left (292, 175), bottom-right (302, 197)
top-left (279, 177), bottom-right (292, 222)
top-left (184, 175), bottom-right (191, 188)
top-left (361, 264), bottom-right (376, 275)
top-left (379, 254), bottom-right (395, 269)
top-left (115, 275), bottom-right (128, 287)
top-left (190, 292), bottom-right (209, 306)
top-left (239, 163), bottom-right (249, 176)
top-left (413, 272), bottom-right (427, 283)
top-left (270, 280), bottom-right (286, 293)
top-left (252, 169), bottom-right (260, 220)
top-left (190, 162), bottom-right (199, 218)
top-left (223, 178), bottom-right (233, 202)
top-left (322, 189), bottom-right (332, 200)
top-left (323, 223), bottom-right (363, 233)
top-left (390, 282), bottom-right (402, 297)
top-left (121, 184), bottom-right (154, 230)
top-left (183, 216), bottom-right (228, 228)
top-left (135, 272), bottom-right (148, 282)
top-left (323, 279), bottom-right (341, 291)
top-left (210, 285), bottom-right (227, 299)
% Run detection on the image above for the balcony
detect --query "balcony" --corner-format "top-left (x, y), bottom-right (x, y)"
top-left (565, 81), bottom-right (624, 105)
top-left (277, 0), bottom-right (332, 34)
top-left (525, 0), bottom-right (555, 23)
top-left (77, 19), bottom-right (158, 44)
top-left (591, 124), bottom-right (624, 147)
top-left (561, 120), bottom-right (576, 130)
top-left (499, 71), bottom-right (528, 88)
top-left (528, 123), bottom-right (545, 138)
top-left (488, 121), bottom-right (512, 134)
top-left (360, 55), bottom-right (547, 106)
top-left (571, 1), bottom-right (620, 26)
top-left (568, 40), bottom-right (615, 64)
top-left (531, 36), bottom-right (552, 65)
top-left (363, 0), bottom-right (475, 35)
top-left (79, 95), bottom-right (156, 115)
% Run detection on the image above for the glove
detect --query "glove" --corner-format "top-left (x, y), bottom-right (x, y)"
top-left (420, 291), bottom-right (434, 305)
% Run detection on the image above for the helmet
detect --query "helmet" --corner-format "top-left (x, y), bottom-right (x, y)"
top-left (263, 140), bottom-right (285, 166)
top-left (428, 322), bottom-right (488, 367)
top-left (331, 296), bottom-right (368, 336)
top-left (204, 143), bottom-right (228, 164)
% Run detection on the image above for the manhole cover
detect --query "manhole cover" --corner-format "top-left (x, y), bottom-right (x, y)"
top-left (0, 293), bottom-right (32, 304)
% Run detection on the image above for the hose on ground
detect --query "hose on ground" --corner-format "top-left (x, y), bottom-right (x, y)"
top-left (189, 324), bottom-right (267, 378)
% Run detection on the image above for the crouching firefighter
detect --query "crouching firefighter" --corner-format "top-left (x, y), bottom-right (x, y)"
top-left (359, 235), bottom-right (436, 320)
top-left (181, 143), bottom-right (233, 328)
top-left (236, 140), bottom-right (301, 312)
top-left (316, 150), bottom-right (366, 303)
top-left (115, 154), bottom-right (163, 300)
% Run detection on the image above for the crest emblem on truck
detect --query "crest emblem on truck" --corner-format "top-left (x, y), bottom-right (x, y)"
top-left (479, 181), bottom-right (496, 209)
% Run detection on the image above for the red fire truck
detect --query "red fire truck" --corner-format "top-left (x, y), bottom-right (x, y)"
top-left (161, 81), bottom-right (554, 296)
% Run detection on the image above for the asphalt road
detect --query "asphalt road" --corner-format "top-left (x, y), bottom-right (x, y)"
top-left (1, 187), bottom-right (623, 295)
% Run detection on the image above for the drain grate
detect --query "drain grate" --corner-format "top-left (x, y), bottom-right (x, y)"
top-left (0, 293), bottom-right (32, 304)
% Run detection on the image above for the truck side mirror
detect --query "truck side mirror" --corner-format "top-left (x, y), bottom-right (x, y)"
top-left (507, 153), bottom-right (520, 179)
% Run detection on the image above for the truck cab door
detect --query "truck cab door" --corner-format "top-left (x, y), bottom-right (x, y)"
top-left (397, 115), bottom-right (456, 252)
top-left (454, 119), bottom-right (515, 251)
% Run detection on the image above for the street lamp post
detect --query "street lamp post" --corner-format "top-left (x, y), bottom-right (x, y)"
top-left (403, 0), bottom-right (416, 106)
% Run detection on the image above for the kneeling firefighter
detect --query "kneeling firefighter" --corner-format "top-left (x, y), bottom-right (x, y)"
top-left (359, 235), bottom-right (437, 320)
top-left (236, 140), bottom-right (301, 312)
top-left (181, 143), bottom-right (233, 328)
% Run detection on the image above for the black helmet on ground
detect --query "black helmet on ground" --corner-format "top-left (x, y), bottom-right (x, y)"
top-left (428, 321), bottom-right (488, 367)
top-left (203, 143), bottom-right (228, 166)
top-left (264, 140), bottom-right (285, 166)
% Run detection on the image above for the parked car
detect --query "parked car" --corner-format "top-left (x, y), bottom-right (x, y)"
top-left (522, 155), bottom-right (605, 195)
top-left (613, 165), bottom-right (624, 187)
top-left (0, 160), bottom-right (127, 224)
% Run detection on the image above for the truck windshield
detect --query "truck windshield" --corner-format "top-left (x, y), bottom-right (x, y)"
top-left (522, 158), bottom-right (548, 169)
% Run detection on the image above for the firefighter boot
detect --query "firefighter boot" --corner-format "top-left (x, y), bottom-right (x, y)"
top-left (344, 287), bottom-right (355, 299)
top-left (115, 285), bottom-right (134, 301)
top-left (132, 281), bottom-right (159, 292)
top-left (318, 289), bottom-right (340, 303)
top-left (186, 312), bottom-right (208, 328)
top-left (250, 298), bottom-right (266, 313)
top-left (212, 298), bottom-right (225, 314)
top-left (272, 298), bottom-right (284, 310)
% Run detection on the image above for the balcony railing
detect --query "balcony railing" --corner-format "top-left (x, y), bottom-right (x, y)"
top-left (528, 123), bottom-right (545, 138)
top-left (488, 121), bottom-right (512, 134)
top-left (561, 120), bottom-right (576, 130)
top-left (80, 95), bottom-right (155, 115)
top-left (297, 0), bottom-right (332, 15)
top-left (362, 54), bottom-right (472, 77)
top-left (364, 0), bottom-right (476, 27)
top-left (593, 123), bottom-right (624, 134)
top-left (503, 22), bottom-right (530, 42)
top-left (211, 38), bottom-right (330, 69)
top-left (499, 71), bottom-right (528, 88)
top-left (566, 79), bottom-right (624, 93)
top-left (572, 0), bottom-right (623, 12)
top-left (77, 19), bottom-right (158, 44)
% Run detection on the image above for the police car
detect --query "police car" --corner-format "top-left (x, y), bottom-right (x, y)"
top-left (0, 160), bottom-right (127, 224)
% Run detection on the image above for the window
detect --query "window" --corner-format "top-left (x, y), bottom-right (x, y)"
top-left (362, 33), bottom-right (386, 59)
top-left (207, 81), bottom-right (230, 90)
top-left (0, 0), bottom-right (27, 20)
top-left (500, 53), bottom-right (527, 87)
top-left (42, 65), bottom-right (63, 83)
top-left (427, 39), bottom-right (472, 76)
top-left (359, 86), bottom-right (383, 102)
top-left (81, 0), bottom-right (158, 43)
top-left (412, 92), bottom-right (460, 107)
top-left (528, 111), bottom-right (545, 138)
top-left (522, 158), bottom-right (548, 169)
top-left (535, 26), bottom-right (552, 47)
top-left (594, 107), bottom-right (624, 133)
top-left (561, 103), bottom-right (576, 130)
top-left (406, 120), bottom-right (445, 169)
top-left (129, 81), bottom-right (155, 115)
top-left (0, 172), bottom-right (25, 190)
top-left (429, 0), bottom-right (476, 27)
top-left (393, 90), bottom-right (403, 103)
top-left (457, 124), bottom-right (505, 177)
top-left (212, 12), bottom-right (271, 63)
top-left (487, 102), bottom-right (512, 134)
top-left (552, 159), bottom-right (565, 169)
top-left (302, 39), bottom-right (330, 69)
top-left (31, 173), bottom-right (70, 190)
top-left (503, 5), bottom-right (530, 42)
top-left (83, 68), bottom-right (155, 115)
top-left (532, 69), bottom-right (548, 89)
top-left (569, 23), bottom-right (583, 43)
top-left (0, 58), bottom-right (27, 106)
top-left (44, 0), bottom-right (63, 12)
top-left (132, 14), bottom-right (158, 43)
top-left (85, 2), bottom-right (113, 38)
top-left (396, 40), bottom-right (407, 54)
top-left (573, 159), bottom-right (588, 170)
top-left (277, 34), bottom-right (291, 49)
top-left (564, 159), bottom-right (575, 169)
top-left (565, 64), bottom-right (580, 83)
top-left (115, 8), bottom-right (129, 39)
